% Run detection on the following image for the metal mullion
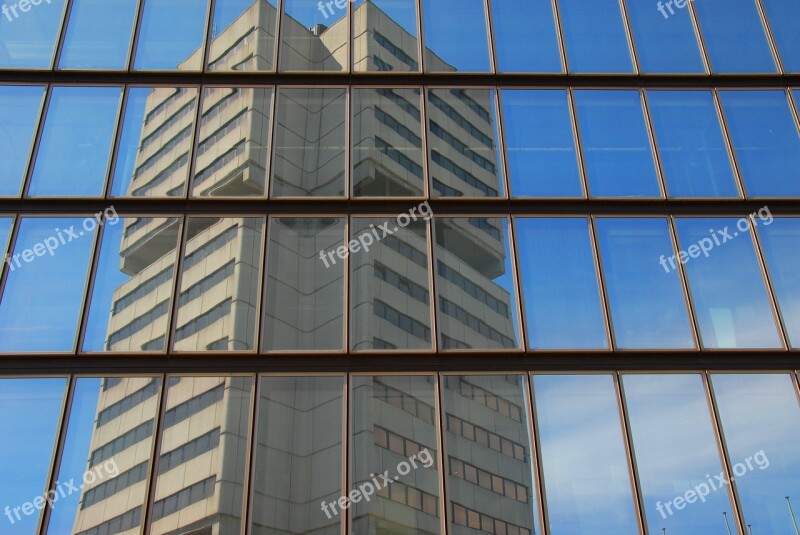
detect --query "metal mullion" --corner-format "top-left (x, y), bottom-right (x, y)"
top-left (267, 86), bottom-right (282, 198)
top-left (685, 0), bottom-right (712, 74)
top-left (0, 213), bottom-right (20, 315)
top-left (792, 370), bottom-right (800, 404)
top-left (504, 215), bottom-right (526, 351)
top-left (347, 0), bottom-right (353, 73)
top-left (21, 84), bottom-right (53, 198)
top-left (566, 87), bottom-right (590, 199)
top-left (51, 0), bottom-right (76, 70)
top-left (345, 87), bottom-right (351, 199)
top-left (203, 0), bottom-right (219, 72)
top-left (343, 215), bottom-right (350, 353)
top-left (254, 217), bottom-right (271, 354)
top-left (165, 215), bottom-right (190, 354)
top-left (418, 85), bottom-right (430, 200)
top-left (428, 215), bottom-right (439, 352)
top-left (787, 88), bottom-right (800, 139)
top-left (748, 213), bottom-right (790, 350)
top-left (550, 0), bottom-right (571, 73)
top-left (616, 0), bottom-right (640, 75)
top-left (186, 84), bottom-right (210, 199)
top-left (128, 0), bottom-right (149, 70)
top-left (615, 372), bottom-right (648, 535)
top-left (104, 84), bottom-right (133, 199)
top-left (521, 373), bottom-right (548, 535)
top-left (751, 0), bottom-right (784, 73)
top-left (415, 0), bottom-right (424, 74)
top-left (74, 211), bottom-right (108, 355)
top-left (709, 88), bottom-right (748, 199)
top-left (527, 373), bottom-right (550, 535)
top-left (344, 373), bottom-right (351, 535)
top-left (483, 0), bottom-right (497, 74)
top-left (435, 373), bottom-right (450, 535)
top-left (142, 373), bottom-right (171, 535)
top-left (666, 215), bottom-right (704, 350)
top-left (492, 87), bottom-right (511, 200)
top-left (639, 88), bottom-right (668, 200)
top-left (274, 0), bottom-right (286, 73)
top-left (587, 216), bottom-right (617, 351)
top-left (239, 373), bottom-right (259, 535)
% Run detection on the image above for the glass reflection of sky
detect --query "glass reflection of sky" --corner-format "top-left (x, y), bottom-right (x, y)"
top-left (756, 218), bottom-right (800, 347)
top-left (0, 85), bottom-right (44, 197)
top-left (59, 0), bottom-right (138, 69)
top-left (0, 0), bottom-right (66, 68)
top-left (422, 0), bottom-right (490, 72)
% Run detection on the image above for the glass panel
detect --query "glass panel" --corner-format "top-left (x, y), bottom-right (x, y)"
top-left (755, 218), bottom-right (800, 348)
top-left (711, 374), bottom-right (800, 533)
top-left (353, 0), bottom-right (419, 72)
top-left (502, 89), bottom-right (582, 198)
top-left (134, 0), bottom-right (208, 71)
top-left (434, 217), bottom-right (521, 350)
top-left (557, 0), bottom-right (633, 73)
top-left (151, 376), bottom-right (253, 535)
top-left (647, 90), bottom-right (739, 198)
top-left (573, 90), bottom-right (661, 198)
top-left (58, 0), bottom-right (138, 69)
top-left (0, 85), bottom-right (44, 197)
top-left (533, 374), bottom-right (639, 535)
top-left (623, 374), bottom-right (735, 534)
top-left (251, 376), bottom-right (344, 535)
top-left (0, 217), bottom-right (96, 352)
top-left (173, 217), bottom-right (265, 351)
top-left (693, 0), bottom-right (776, 73)
top-left (352, 376), bottom-right (440, 534)
top-left (262, 217), bottom-right (345, 351)
top-left (427, 88), bottom-right (504, 198)
top-left (516, 218), bottom-right (607, 349)
top-left (351, 216), bottom-right (432, 351)
top-left (442, 375), bottom-right (540, 535)
top-left (0, 378), bottom-right (66, 534)
top-left (761, 0), bottom-right (800, 71)
top-left (46, 377), bottom-right (162, 535)
top-left (491, 0), bottom-right (561, 73)
top-left (675, 217), bottom-right (782, 348)
top-left (352, 88), bottom-right (424, 197)
top-left (719, 90), bottom-right (800, 197)
top-left (110, 87), bottom-right (199, 198)
top-left (191, 87), bottom-right (273, 197)
top-left (279, 0), bottom-right (347, 72)
top-left (625, 0), bottom-right (704, 73)
top-left (272, 87), bottom-right (346, 197)
top-left (208, 0), bottom-right (278, 72)
top-left (595, 218), bottom-right (695, 349)
top-left (83, 216), bottom-right (182, 352)
top-left (29, 86), bottom-right (121, 197)
top-left (0, 0), bottom-right (66, 69)
top-left (422, 0), bottom-right (490, 72)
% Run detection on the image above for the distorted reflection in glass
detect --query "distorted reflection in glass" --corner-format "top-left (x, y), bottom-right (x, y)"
top-left (0, 217), bottom-right (95, 352)
top-left (490, 0), bottom-right (561, 73)
top-left (47, 377), bottom-right (162, 535)
top-left (272, 87), bottom-right (346, 197)
top-left (427, 89), bottom-right (504, 198)
top-left (173, 217), bottom-right (264, 352)
top-left (351, 217), bottom-right (432, 351)
top-left (711, 374), bottom-right (800, 532)
top-left (0, 378), bottom-right (66, 535)
top-left (191, 87), bottom-right (272, 197)
top-left (58, 0), bottom-right (138, 69)
top-left (280, 0), bottom-right (346, 72)
top-left (761, 0), bottom-right (800, 71)
top-left (532, 374), bottom-right (639, 535)
top-left (29, 86), bottom-right (121, 197)
top-left (110, 87), bottom-right (198, 198)
top-left (353, 0), bottom-right (419, 72)
top-left (251, 376), bottom-right (344, 535)
top-left (208, 0), bottom-right (278, 72)
top-left (756, 218), bottom-right (800, 347)
top-left (573, 90), bottom-right (661, 198)
top-left (443, 375), bottom-right (541, 535)
top-left (0, 0), bottom-right (66, 69)
top-left (675, 217), bottom-right (782, 349)
top-left (422, 0), bottom-right (490, 72)
top-left (151, 376), bottom-right (253, 535)
top-left (623, 374), bottom-right (735, 535)
top-left (647, 90), bottom-right (739, 198)
top-left (557, 0), bottom-right (633, 73)
top-left (352, 375), bottom-right (440, 535)
top-left (262, 217), bottom-right (345, 351)
top-left (352, 88), bottom-right (424, 197)
top-left (83, 217), bottom-right (182, 352)
top-left (134, 0), bottom-right (208, 71)
top-left (0, 85), bottom-right (44, 197)
top-left (719, 90), bottom-right (800, 197)
top-left (434, 218), bottom-right (520, 350)
top-left (624, 0), bottom-right (704, 73)
top-left (502, 90), bottom-right (582, 198)
top-left (595, 218), bottom-right (695, 349)
top-left (516, 218), bottom-right (607, 349)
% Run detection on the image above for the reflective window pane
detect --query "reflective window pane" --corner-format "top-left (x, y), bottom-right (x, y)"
top-left (422, 0), bottom-right (490, 72)
top-left (595, 218), bottom-right (695, 349)
top-left (625, 0), bottom-right (704, 73)
top-left (272, 87), bottom-right (346, 197)
top-left (623, 374), bottom-right (735, 534)
top-left (110, 87), bottom-right (199, 198)
top-left (280, 0), bottom-right (347, 72)
top-left (516, 218), bottom-right (607, 349)
top-left (675, 217), bottom-right (782, 349)
top-left (352, 376), bottom-right (440, 534)
top-left (353, 0), bottom-right (419, 72)
top-left (0, 217), bottom-right (96, 352)
top-left (83, 216), bottom-right (182, 352)
top-left (173, 217), bottom-right (265, 351)
top-left (719, 90), bottom-right (800, 197)
top-left (711, 374), bottom-right (800, 532)
top-left (761, 0), bottom-right (800, 72)
top-left (502, 89), bottom-right (582, 198)
top-left (0, 85), bottom-right (44, 197)
top-left (352, 88), bottom-right (424, 197)
top-left (434, 217), bottom-right (521, 350)
top-left (573, 90), bottom-right (661, 198)
top-left (0, 0), bottom-right (66, 69)
top-left (208, 0), bottom-right (278, 72)
top-left (557, 0), bottom-right (633, 73)
top-left (756, 218), bottom-right (800, 348)
top-left (29, 86), bottom-right (121, 197)
top-left (134, 0), bottom-right (208, 71)
top-left (647, 90), bottom-right (739, 198)
top-left (262, 217), bottom-right (345, 351)
top-left (490, 0), bottom-right (561, 73)
top-left (533, 374), bottom-right (639, 534)
top-left (59, 0), bottom-right (138, 69)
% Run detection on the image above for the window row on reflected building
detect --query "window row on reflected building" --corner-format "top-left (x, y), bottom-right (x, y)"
top-left (0, 212), bottom-right (798, 353)
top-left (2, 84), bottom-right (800, 199)
top-left (1, 0), bottom-right (799, 74)
top-left (2, 372), bottom-right (799, 535)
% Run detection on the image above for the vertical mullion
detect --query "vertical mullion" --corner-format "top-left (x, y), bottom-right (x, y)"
top-left (104, 84), bottom-right (132, 199)
top-left (0, 214), bottom-right (21, 314)
top-left (567, 88), bottom-right (590, 199)
top-left (751, 0), bottom-right (784, 72)
top-left (748, 213), bottom-right (791, 350)
top-left (203, 0), bottom-right (218, 72)
top-left (21, 84), bottom-right (53, 199)
top-left (685, 0), bottom-right (712, 73)
top-left (435, 373), bottom-right (450, 535)
top-left (711, 88), bottom-right (748, 199)
top-left (51, 0), bottom-right (75, 69)
top-left (493, 88), bottom-right (511, 200)
top-left (615, 0), bottom-right (640, 74)
top-left (587, 216), bottom-right (617, 351)
top-left (665, 215), bottom-right (703, 350)
top-left (73, 211), bottom-right (107, 355)
top-left (343, 374), bottom-right (351, 535)
top-left (165, 215), bottom-right (189, 354)
top-left (255, 217), bottom-right (272, 354)
top-left (185, 84), bottom-right (208, 199)
top-left (639, 88), bottom-right (668, 199)
top-left (483, 0), bottom-right (497, 74)
top-left (523, 374), bottom-right (548, 535)
top-left (128, 0), bottom-right (148, 70)
top-left (240, 373), bottom-right (259, 535)
top-left (418, 86), bottom-right (430, 200)
top-left (615, 372), bottom-right (648, 535)
top-left (417, 0), bottom-right (426, 73)
top-left (504, 215), bottom-right (526, 351)
top-left (428, 215), bottom-right (439, 352)
top-left (142, 373), bottom-right (171, 535)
